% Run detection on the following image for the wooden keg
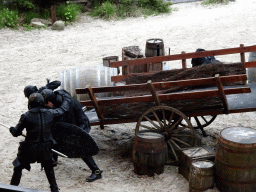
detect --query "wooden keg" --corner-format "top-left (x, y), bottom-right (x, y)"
top-left (189, 160), bottom-right (215, 192)
top-left (133, 132), bottom-right (166, 176)
top-left (215, 127), bottom-right (256, 192)
top-left (145, 38), bottom-right (164, 72)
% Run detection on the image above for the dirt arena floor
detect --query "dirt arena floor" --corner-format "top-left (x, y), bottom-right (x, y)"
top-left (1, 0), bottom-right (256, 191)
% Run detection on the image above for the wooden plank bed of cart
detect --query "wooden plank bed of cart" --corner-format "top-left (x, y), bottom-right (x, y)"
top-left (76, 44), bottom-right (256, 163)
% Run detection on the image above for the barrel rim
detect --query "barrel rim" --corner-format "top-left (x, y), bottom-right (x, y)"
top-left (219, 126), bottom-right (256, 145)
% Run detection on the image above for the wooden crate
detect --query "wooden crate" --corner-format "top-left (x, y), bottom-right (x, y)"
top-left (178, 146), bottom-right (215, 181)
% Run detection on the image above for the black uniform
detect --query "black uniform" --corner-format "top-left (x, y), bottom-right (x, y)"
top-left (41, 89), bottom-right (102, 182)
top-left (9, 93), bottom-right (68, 192)
top-left (52, 89), bottom-right (91, 133)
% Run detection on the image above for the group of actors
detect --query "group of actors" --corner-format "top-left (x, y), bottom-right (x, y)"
top-left (9, 81), bottom-right (102, 192)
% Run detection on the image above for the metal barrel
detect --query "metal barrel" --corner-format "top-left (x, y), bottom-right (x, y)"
top-left (189, 160), bottom-right (215, 192)
top-left (132, 132), bottom-right (166, 176)
top-left (215, 127), bottom-right (256, 192)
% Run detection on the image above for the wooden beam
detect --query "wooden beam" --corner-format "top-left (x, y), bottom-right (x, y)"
top-left (86, 86), bottom-right (105, 129)
top-left (76, 74), bottom-right (247, 94)
top-left (244, 61), bottom-right (256, 68)
top-left (215, 75), bottom-right (229, 114)
top-left (80, 87), bottom-right (251, 107)
top-left (147, 80), bottom-right (161, 106)
top-left (110, 45), bottom-right (256, 68)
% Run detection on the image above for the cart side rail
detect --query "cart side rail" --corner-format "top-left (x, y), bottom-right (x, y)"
top-left (76, 74), bottom-right (250, 128)
top-left (110, 44), bottom-right (256, 82)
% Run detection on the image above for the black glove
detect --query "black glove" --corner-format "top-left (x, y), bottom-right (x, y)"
top-left (9, 127), bottom-right (15, 135)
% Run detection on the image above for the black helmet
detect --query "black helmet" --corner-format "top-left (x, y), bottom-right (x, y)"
top-left (28, 93), bottom-right (44, 108)
top-left (24, 85), bottom-right (38, 98)
top-left (41, 89), bottom-right (55, 103)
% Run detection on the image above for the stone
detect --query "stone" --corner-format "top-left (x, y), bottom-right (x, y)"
top-left (31, 22), bottom-right (45, 28)
top-left (31, 18), bottom-right (52, 26)
top-left (52, 21), bottom-right (65, 31)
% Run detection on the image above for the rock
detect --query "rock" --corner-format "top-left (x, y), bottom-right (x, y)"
top-left (31, 22), bottom-right (45, 28)
top-left (31, 18), bottom-right (52, 26)
top-left (52, 21), bottom-right (65, 31)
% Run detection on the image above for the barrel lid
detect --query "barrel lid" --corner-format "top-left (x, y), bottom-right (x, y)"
top-left (192, 160), bottom-right (214, 168)
top-left (147, 39), bottom-right (163, 44)
top-left (137, 132), bottom-right (163, 139)
top-left (221, 127), bottom-right (256, 144)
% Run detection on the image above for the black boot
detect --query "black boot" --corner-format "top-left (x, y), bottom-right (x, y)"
top-left (10, 167), bottom-right (22, 186)
top-left (81, 156), bottom-right (103, 182)
top-left (86, 169), bottom-right (103, 182)
top-left (44, 164), bottom-right (59, 192)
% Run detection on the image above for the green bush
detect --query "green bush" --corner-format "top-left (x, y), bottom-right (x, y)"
top-left (25, 10), bottom-right (40, 24)
top-left (56, 2), bottom-right (82, 22)
top-left (90, 0), bottom-right (172, 19)
top-left (90, 1), bottom-right (117, 19)
top-left (6, 0), bottom-right (35, 12)
top-left (0, 8), bottom-right (18, 28)
top-left (202, 0), bottom-right (235, 5)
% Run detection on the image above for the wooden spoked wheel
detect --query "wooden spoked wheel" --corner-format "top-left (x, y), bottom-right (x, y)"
top-left (135, 106), bottom-right (195, 164)
top-left (181, 115), bottom-right (217, 129)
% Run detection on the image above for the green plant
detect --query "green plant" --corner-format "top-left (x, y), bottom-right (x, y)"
top-left (0, 8), bottom-right (18, 28)
top-left (89, 1), bottom-right (117, 19)
top-left (6, 0), bottom-right (35, 12)
top-left (25, 10), bottom-right (40, 24)
top-left (202, 0), bottom-right (234, 5)
top-left (56, 1), bottom-right (82, 22)
top-left (90, 0), bottom-right (172, 19)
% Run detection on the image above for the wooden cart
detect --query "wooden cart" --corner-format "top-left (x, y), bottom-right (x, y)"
top-left (75, 44), bottom-right (256, 163)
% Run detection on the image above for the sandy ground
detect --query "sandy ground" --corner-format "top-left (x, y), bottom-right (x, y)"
top-left (1, 0), bottom-right (256, 191)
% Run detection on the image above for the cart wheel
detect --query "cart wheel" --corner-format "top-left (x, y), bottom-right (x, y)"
top-left (180, 115), bottom-right (217, 136)
top-left (135, 106), bottom-right (195, 165)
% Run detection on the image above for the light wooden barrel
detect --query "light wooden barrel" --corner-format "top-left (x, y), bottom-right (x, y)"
top-left (215, 127), bottom-right (256, 192)
top-left (189, 160), bottom-right (215, 192)
top-left (133, 132), bottom-right (166, 176)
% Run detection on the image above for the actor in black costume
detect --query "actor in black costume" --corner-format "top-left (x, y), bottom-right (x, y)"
top-left (9, 93), bottom-right (67, 192)
top-left (41, 88), bottom-right (103, 182)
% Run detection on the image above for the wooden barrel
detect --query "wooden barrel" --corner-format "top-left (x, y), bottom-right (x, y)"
top-left (145, 38), bottom-right (165, 57)
top-left (133, 132), bottom-right (166, 176)
top-left (189, 160), bottom-right (215, 192)
top-left (145, 38), bottom-right (164, 72)
top-left (215, 127), bottom-right (256, 192)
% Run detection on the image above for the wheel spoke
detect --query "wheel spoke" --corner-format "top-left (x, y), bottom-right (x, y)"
top-left (172, 137), bottom-right (191, 147)
top-left (170, 139), bottom-right (181, 150)
top-left (161, 109), bottom-right (167, 127)
top-left (172, 134), bottom-right (193, 137)
top-left (172, 126), bottom-right (189, 133)
top-left (169, 117), bottom-right (183, 131)
top-left (151, 110), bottom-right (164, 129)
top-left (167, 112), bottom-right (174, 128)
top-left (139, 123), bottom-right (158, 132)
top-left (194, 116), bottom-right (202, 128)
top-left (167, 141), bottom-right (178, 161)
top-left (143, 115), bottom-right (161, 130)
top-left (201, 116), bottom-right (208, 124)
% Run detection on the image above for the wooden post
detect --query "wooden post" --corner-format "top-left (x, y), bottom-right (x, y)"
top-left (182, 51), bottom-right (186, 69)
top-left (87, 86), bottom-right (105, 129)
top-left (147, 80), bottom-right (161, 106)
top-left (51, 6), bottom-right (57, 25)
top-left (240, 44), bottom-right (245, 64)
top-left (215, 75), bottom-right (229, 114)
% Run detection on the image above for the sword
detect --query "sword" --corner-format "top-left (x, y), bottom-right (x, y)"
top-left (0, 122), bottom-right (68, 158)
